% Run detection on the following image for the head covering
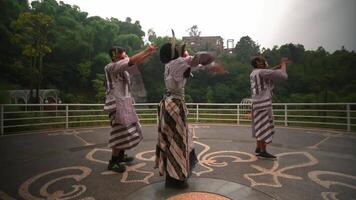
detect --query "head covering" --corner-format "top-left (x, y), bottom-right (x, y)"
top-left (159, 43), bottom-right (187, 64)
top-left (159, 29), bottom-right (186, 64)
top-left (160, 43), bottom-right (177, 64)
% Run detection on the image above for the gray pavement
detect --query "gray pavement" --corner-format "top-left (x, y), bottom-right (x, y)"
top-left (0, 125), bottom-right (356, 200)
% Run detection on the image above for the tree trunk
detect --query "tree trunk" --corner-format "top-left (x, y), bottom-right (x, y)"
top-left (35, 40), bottom-right (41, 104)
top-left (29, 56), bottom-right (34, 103)
top-left (37, 54), bottom-right (44, 104)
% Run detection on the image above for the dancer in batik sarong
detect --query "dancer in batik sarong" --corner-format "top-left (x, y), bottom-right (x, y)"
top-left (155, 42), bottom-right (224, 188)
top-left (250, 56), bottom-right (289, 159)
top-left (104, 45), bottom-right (156, 172)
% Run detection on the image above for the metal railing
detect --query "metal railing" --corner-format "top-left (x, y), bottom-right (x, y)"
top-left (1, 103), bottom-right (355, 135)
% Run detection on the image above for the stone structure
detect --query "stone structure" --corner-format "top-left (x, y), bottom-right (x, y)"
top-left (226, 39), bottom-right (235, 54)
top-left (182, 36), bottom-right (224, 55)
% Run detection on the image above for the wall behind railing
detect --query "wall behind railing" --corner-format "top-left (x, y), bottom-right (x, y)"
top-left (1, 103), bottom-right (355, 135)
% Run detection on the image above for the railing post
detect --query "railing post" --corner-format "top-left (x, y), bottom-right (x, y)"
top-left (347, 104), bottom-right (350, 132)
top-left (1, 105), bottom-right (4, 136)
top-left (196, 104), bottom-right (199, 122)
top-left (65, 105), bottom-right (69, 129)
top-left (237, 104), bottom-right (240, 125)
top-left (284, 104), bottom-right (288, 127)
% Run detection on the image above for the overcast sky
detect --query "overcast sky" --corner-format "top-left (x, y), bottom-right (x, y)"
top-left (43, 0), bottom-right (356, 52)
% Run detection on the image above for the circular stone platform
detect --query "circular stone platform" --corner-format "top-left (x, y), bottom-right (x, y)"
top-left (168, 192), bottom-right (230, 200)
top-left (123, 177), bottom-right (274, 200)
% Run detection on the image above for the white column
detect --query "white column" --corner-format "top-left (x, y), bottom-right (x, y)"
top-left (347, 104), bottom-right (351, 132)
top-left (66, 105), bottom-right (69, 129)
top-left (284, 104), bottom-right (288, 127)
top-left (196, 104), bottom-right (199, 122)
top-left (237, 104), bottom-right (240, 125)
top-left (1, 105), bottom-right (4, 136)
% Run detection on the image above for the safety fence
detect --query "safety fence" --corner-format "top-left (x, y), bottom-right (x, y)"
top-left (1, 103), bottom-right (355, 135)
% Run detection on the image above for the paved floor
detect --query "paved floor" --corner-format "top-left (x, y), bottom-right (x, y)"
top-left (0, 125), bottom-right (356, 200)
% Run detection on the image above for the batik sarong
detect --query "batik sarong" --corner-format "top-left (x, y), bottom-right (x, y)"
top-left (155, 98), bottom-right (197, 181)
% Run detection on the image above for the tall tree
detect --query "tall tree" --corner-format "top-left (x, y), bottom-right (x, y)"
top-left (235, 36), bottom-right (260, 64)
top-left (11, 12), bottom-right (53, 102)
top-left (147, 28), bottom-right (157, 43)
top-left (0, 0), bottom-right (28, 87)
top-left (186, 25), bottom-right (201, 37)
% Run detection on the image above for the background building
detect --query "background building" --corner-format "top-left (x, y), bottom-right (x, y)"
top-left (182, 36), bottom-right (224, 55)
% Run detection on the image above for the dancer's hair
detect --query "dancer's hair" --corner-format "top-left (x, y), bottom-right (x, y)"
top-left (251, 56), bottom-right (266, 68)
top-left (159, 43), bottom-right (186, 64)
top-left (109, 46), bottom-right (125, 61)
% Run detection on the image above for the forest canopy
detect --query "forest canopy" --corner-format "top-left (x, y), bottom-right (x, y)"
top-left (1, 0), bottom-right (355, 104)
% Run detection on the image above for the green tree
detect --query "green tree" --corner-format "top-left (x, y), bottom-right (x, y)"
top-left (0, 0), bottom-right (28, 88)
top-left (113, 34), bottom-right (143, 54)
top-left (2, 0), bottom-right (356, 104)
top-left (92, 74), bottom-right (106, 103)
top-left (91, 52), bottom-right (110, 78)
top-left (206, 86), bottom-right (214, 103)
top-left (186, 25), bottom-right (201, 37)
top-left (147, 28), bottom-right (157, 43)
top-left (139, 36), bottom-right (170, 102)
top-left (11, 11), bottom-right (53, 102)
top-left (235, 36), bottom-right (260, 64)
top-left (77, 61), bottom-right (92, 86)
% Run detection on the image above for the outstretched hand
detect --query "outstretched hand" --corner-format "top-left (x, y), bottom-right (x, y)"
top-left (146, 44), bottom-right (157, 54)
top-left (129, 44), bottom-right (157, 65)
top-left (280, 57), bottom-right (290, 65)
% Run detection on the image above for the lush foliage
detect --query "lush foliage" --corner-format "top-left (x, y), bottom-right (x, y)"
top-left (1, 0), bottom-right (355, 104)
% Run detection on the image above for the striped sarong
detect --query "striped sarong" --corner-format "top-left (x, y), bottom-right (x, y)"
top-left (155, 98), bottom-right (197, 181)
top-left (251, 98), bottom-right (275, 144)
top-left (108, 111), bottom-right (143, 150)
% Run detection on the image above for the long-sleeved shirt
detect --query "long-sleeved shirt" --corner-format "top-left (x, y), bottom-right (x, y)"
top-left (103, 57), bottom-right (134, 112)
top-left (250, 68), bottom-right (288, 143)
top-left (164, 52), bottom-right (215, 99)
top-left (250, 68), bottom-right (288, 108)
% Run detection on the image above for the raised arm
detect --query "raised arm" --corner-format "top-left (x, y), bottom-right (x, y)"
top-left (259, 68), bottom-right (287, 80)
top-left (110, 44), bottom-right (156, 75)
top-left (109, 57), bottom-right (131, 75)
top-left (129, 44), bottom-right (156, 65)
top-left (260, 58), bottom-right (289, 80)
top-left (271, 57), bottom-right (289, 70)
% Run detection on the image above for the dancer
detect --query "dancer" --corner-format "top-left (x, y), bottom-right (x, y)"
top-left (104, 44), bottom-right (156, 172)
top-left (155, 41), bottom-right (224, 188)
top-left (250, 56), bottom-right (289, 159)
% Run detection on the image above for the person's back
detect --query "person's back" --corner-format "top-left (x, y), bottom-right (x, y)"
top-left (104, 57), bottom-right (132, 113)
top-left (104, 45), bottom-right (156, 173)
top-left (163, 56), bottom-right (192, 99)
top-left (155, 42), bottom-right (224, 188)
top-left (249, 56), bottom-right (289, 159)
top-left (250, 69), bottom-right (275, 98)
